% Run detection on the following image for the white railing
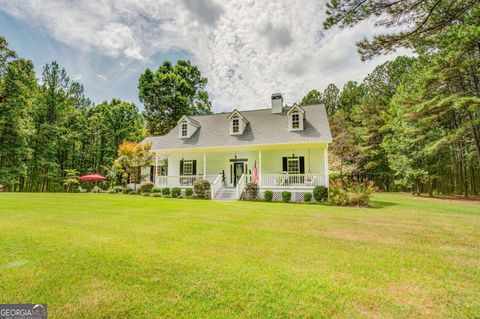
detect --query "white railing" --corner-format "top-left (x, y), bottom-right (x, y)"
top-left (259, 174), bottom-right (326, 189)
top-left (156, 173), bottom-right (326, 190)
top-left (236, 173), bottom-right (247, 200)
top-left (156, 175), bottom-right (218, 188)
top-left (211, 174), bottom-right (223, 199)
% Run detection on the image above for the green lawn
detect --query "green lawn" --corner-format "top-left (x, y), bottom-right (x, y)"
top-left (0, 193), bottom-right (479, 318)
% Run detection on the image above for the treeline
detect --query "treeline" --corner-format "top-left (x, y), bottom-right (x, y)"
top-left (306, 0), bottom-right (480, 197)
top-left (0, 38), bottom-right (144, 191)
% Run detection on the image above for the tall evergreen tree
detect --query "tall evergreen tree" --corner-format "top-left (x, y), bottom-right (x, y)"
top-left (0, 55), bottom-right (37, 190)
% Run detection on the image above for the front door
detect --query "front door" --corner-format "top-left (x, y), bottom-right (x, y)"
top-left (233, 162), bottom-right (244, 187)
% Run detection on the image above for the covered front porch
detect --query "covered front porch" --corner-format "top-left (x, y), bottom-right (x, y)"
top-left (148, 143), bottom-right (329, 199)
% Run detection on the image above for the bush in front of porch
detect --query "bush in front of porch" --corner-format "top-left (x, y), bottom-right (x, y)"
top-left (193, 180), bottom-right (211, 199)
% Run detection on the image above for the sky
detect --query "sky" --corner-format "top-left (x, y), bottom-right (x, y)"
top-left (0, 0), bottom-right (406, 112)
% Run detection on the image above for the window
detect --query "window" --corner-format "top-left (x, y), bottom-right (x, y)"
top-left (232, 117), bottom-right (239, 133)
top-left (291, 111), bottom-right (300, 129)
top-left (183, 160), bottom-right (193, 175)
top-left (287, 157), bottom-right (300, 174)
top-left (181, 122), bottom-right (188, 137)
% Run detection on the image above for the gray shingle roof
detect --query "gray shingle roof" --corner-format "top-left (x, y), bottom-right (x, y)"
top-left (143, 104), bottom-right (332, 150)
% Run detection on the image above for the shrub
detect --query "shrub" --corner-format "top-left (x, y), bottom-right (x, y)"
top-left (313, 185), bottom-right (329, 202)
top-left (109, 186), bottom-right (125, 194)
top-left (329, 179), bottom-right (375, 207)
top-left (193, 180), bottom-right (211, 199)
top-left (185, 188), bottom-right (193, 197)
top-left (282, 191), bottom-right (291, 203)
top-left (141, 192), bottom-right (150, 197)
top-left (162, 187), bottom-right (170, 196)
top-left (150, 193), bottom-right (162, 197)
top-left (264, 190), bottom-right (273, 202)
top-left (139, 181), bottom-right (154, 193)
top-left (171, 187), bottom-right (181, 198)
top-left (92, 186), bottom-right (104, 193)
top-left (78, 186), bottom-right (87, 193)
top-left (244, 182), bottom-right (259, 200)
top-left (303, 192), bottom-right (312, 202)
top-left (151, 187), bottom-right (162, 193)
top-left (124, 188), bottom-right (138, 195)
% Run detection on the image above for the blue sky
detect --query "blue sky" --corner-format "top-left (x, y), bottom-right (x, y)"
top-left (0, 1), bottom-right (405, 112)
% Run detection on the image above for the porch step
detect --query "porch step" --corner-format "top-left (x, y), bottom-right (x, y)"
top-left (214, 187), bottom-right (237, 201)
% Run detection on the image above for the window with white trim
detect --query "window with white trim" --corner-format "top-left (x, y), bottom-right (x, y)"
top-left (291, 111), bottom-right (300, 129)
top-left (232, 117), bottom-right (239, 133)
top-left (287, 157), bottom-right (300, 174)
top-left (183, 160), bottom-right (193, 175)
top-left (181, 121), bottom-right (188, 137)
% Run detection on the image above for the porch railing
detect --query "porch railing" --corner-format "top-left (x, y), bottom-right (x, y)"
top-left (211, 174), bottom-right (223, 199)
top-left (156, 175), bottom-right (218, 188)
top-left (236, 173), bottom-right (247, 199)
top-left (259, 174), bottom-right (326, 189)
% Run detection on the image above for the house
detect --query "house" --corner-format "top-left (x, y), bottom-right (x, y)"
top-left (141, 93), bottom-right (332, 200)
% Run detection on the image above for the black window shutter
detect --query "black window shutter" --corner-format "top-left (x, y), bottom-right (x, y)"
top-left (192, 160), bottom-right (197, 175)
top-left (282, 157), bottom-right (287, 172)
top-left (180, 160), bottom-right (184, 175)
top-left (150, 165), bottom-right (154, 182)
top-left (299, 157), bottom-right (305, 174)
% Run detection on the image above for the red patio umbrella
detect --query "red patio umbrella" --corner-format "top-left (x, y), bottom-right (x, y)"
top-left (79, 174), bottom-right (106, 188)
top-left (79, 174), bottom-right (106, 181)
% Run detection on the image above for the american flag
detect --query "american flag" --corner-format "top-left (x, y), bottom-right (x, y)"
top-left (252, 160), bottom-right (259, 184)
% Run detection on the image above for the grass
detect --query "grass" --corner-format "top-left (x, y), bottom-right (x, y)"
top-left (0, 193), bottom-right (479, 318)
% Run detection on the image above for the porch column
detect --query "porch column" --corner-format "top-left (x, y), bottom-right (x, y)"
top-left (155, 155), bottom-right (159, 187)
top-left (258, 150), bottom-right (262, 187)
top-left (323, 146), bottom-right (329, 188)
top-left (203, 152), bottom-right (206, 179)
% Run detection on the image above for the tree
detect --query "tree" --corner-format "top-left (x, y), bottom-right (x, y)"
top-left (300, 89), bottom-right (322, 105)
top-left (138, 60), bottom-right (212, 135)
top-left (324, 0), bottom-right (479, 60)
top-left (323, 84), bottom-right (340, 116)
top-left (86, 99), bottom-right (144, 172)
top-left (63, 169), bottom-right (79, 192)
top-left (0, 36), bottom-right (16, 77)
top-left (0, 39), bottom-right (37, 191)
top-left (114, 141), bottom-right (153, 189)
top-left (350, 56), bottom-right (415, 190)
top-left (338, 81), bottom-right (365, 114)
top-left (329, 110), bottom-right (359, 176)
top-left (28, 61), bottom-right (88, 191)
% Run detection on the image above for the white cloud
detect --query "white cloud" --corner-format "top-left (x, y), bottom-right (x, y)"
top-left (0, 0), bottom-right (409, 111)
top-left (96, 74), bottom-right (107, 82)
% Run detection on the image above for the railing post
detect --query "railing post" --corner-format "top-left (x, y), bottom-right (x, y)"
top-left (324, 146), bottom-right (329, 188)
top-left (203, 152), bottom-right (207, 180)
top-left (258, 150), bottom-right (262, 187)
top-left (155, 155), bottom-right (159, 187)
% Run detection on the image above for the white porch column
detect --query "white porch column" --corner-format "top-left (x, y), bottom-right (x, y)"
top-left (203, 152), bottom-right (206, 179)
top-left (258, 150), bottom-right (262, 187)
top-left (155, 155), bottom-right (159, 187)
top-left (323, 146), bottom-right (329, 188)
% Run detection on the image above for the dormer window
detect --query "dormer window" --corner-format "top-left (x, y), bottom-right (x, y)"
top-left (181, 121), bottom-right (188, 137)
top-left (177, 115), bottom-right (200, 139)
top-left (287, 104), bottom-right (305, 131)
top-left (291, 111), bottom-right (300, 129)
top-left (232, 117), bottom-right (239, 133)
top-left (228, 109), bottom-right (249, 135)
